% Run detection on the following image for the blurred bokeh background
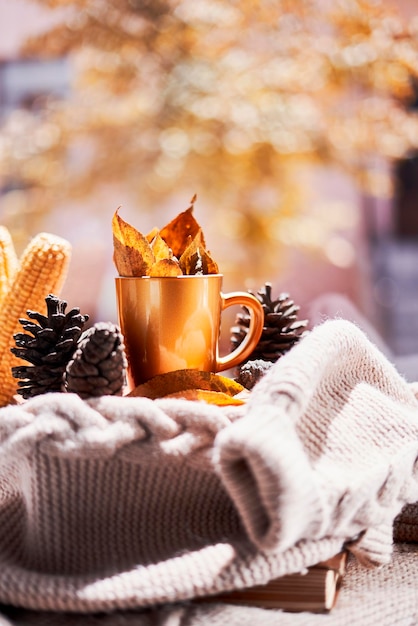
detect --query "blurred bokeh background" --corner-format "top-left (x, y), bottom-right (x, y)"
top-left (1, 0), bottom-right (418, 364)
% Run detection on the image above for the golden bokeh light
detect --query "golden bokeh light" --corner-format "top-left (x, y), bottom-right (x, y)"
top-left (1, 0), bottom-right (418, 288)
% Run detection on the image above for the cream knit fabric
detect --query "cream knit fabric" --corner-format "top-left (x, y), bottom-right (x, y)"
top-left (1, 544), bottom-right (418, 625)
top-left (0, 320), bottom-right (418, 614)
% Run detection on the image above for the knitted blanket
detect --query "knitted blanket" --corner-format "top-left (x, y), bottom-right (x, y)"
top-left (0, 320), bottom-right (418, 614)
top-left (2, 544), bottom-right (418, 626)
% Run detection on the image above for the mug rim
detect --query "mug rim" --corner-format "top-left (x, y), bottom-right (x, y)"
top-left (115, 274), bottom-right (224, 280)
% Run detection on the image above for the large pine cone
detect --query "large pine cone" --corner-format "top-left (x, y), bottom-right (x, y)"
top-left (231, 282), bottom-right (308, 364)
top-left (65, 322), bottom-right (127, 398)
top-left (11, 294), bottom-right (89, 399)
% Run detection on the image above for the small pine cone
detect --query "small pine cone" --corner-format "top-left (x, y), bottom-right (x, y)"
top-left (65, 322), bottom-right (127, 398)
top-left (236, 359), bottom-right (274, 390)
top-left (11, 294), bottom-right (89, 399)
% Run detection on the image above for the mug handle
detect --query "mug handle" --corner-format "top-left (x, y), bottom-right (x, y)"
top-left (216, 292), bottom-right (264, 372)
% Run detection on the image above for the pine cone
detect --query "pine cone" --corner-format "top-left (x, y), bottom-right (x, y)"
top-left (65, 322), bottom-right (127, 398)
top-left (11, 294), bottom-right (89, 399)
top-left (230, 282), bottom-right (308, 364)
top-left (236, 359), bottom-right (274, 390)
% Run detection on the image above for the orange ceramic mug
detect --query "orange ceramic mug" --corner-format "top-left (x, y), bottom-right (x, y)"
top-left (115, 274), bottom-right (264, 389)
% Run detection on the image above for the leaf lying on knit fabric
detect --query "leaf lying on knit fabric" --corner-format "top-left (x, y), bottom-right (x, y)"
top-left (127, 369), bottom-right (244, 400)
top-left (164, 389), bottom-right (246, 405)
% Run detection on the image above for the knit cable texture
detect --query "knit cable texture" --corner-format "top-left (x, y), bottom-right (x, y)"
top-left (0, 320), bottom-right (418, 614)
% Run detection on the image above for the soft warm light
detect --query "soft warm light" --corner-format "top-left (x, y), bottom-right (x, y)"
top-left (1, 0), bottom-right (418, 282)
top-left (324, 237), bottom-right (356, 268)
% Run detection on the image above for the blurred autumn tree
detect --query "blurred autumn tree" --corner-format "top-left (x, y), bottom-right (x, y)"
top-left (1, 0), bottom-right (418, 287)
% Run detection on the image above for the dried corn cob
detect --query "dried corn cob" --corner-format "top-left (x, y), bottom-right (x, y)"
top-left (0, 226), bottom-right (18, 308)
top-left (0, 232), bottom-right (72, 407)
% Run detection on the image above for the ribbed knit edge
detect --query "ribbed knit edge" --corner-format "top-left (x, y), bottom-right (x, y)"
top-left (0, 544), bottom-right (417, 625)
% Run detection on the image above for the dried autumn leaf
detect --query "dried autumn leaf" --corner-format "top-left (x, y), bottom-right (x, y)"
top-left (112, 210), bottom-right (155, 276)
top-left (146, 226), bottom-right (159, 243)
top-left (149, 258), bottom-right (182, 276)
top-left (164, 389), bottom-right (246, 405)
top-left (159, 198), bottom-right (204, 258)
top-left (150, 233), bottom-right (174, 262)
top-left (113, 199), bottom-right (219, 277)
top-left (179, 230), bottom-right (219, 275)
top-left (128, 369), bottom-right (244, 400)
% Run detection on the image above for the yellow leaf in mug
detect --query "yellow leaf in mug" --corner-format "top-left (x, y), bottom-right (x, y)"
top-left (128, 369), bottom-right (244, 400)
top-left (164, 389), bottom-right (246, 405)
top-left (149, 258), bottom-right (183, 276)
top-left (112, 210), bottom-right (155, 276)
top-left (179, 230), bottom-right (219, 275)
top-left (159, 197), bottom-right (204, 258)
top-left (146, 226), bottom-right (159, 243)
top-left (150, 233), bottom-right (174, 262)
